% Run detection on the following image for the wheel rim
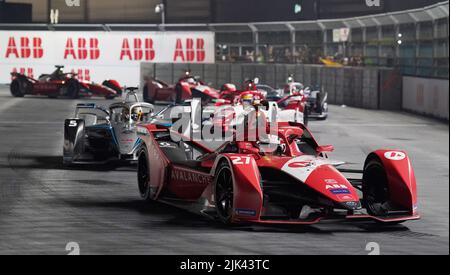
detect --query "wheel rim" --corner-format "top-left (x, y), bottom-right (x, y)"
top-left (138, 154), bottom-right (149, 196)
top-left (216, 167), bottom-right (233, 220)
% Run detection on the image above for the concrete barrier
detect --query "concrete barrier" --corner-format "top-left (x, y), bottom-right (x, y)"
top-left (140, 62), bottom-right (407, 111)
top-left (402, 76), bottom-right (449, 120)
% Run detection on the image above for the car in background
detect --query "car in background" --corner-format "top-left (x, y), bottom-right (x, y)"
top-left (256, 84), bottom-right (284, 102)
top-left (143, 71), bottom-right (220, 105)
top-left (283, 79), bottom-right (329, 120)
top-left (303, 86), bottom-right (328, 120)
top-left (10, 65), bottom-right (122, 99)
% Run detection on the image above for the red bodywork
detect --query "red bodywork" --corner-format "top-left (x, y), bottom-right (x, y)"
top-left (11, 72), bottom-right (119, 98)
top-left (276, 92), bottom-right (307, 113)
top-left (137, 122), bottom-right (419, 225)
top-left (144, 75), bottom-right (220, 103)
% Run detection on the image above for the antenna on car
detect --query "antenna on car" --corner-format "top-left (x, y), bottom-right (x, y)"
top-left (125, 87), bottom-right (140, 103)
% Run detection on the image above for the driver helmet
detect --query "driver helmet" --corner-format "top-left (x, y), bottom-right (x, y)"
top-left (287, 75), bottom-right (295, 83)
top-left (240, 92), bottom-right (254, 106)
top-left (131, 107), bottom-right (143, 122)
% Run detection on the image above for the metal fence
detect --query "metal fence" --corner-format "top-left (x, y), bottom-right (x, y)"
top-left (1, 1), bottom-right (448, 79)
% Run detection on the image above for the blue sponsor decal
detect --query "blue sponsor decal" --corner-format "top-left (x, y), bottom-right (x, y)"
top-left (235, 208), bottom-right (257, 217)
top-left (330, 188), bottom-right (351, 195)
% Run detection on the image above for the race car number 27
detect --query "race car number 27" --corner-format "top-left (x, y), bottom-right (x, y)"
top-left (231, 156), bottom-right (252, 165)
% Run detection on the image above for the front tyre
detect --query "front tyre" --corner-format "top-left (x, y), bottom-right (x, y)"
top-left (137, 147), bottom-right (152, 201)
top-left (363, 158), bottom-right (392, 217)
top-left (214, 161), bottom-right (234, 224)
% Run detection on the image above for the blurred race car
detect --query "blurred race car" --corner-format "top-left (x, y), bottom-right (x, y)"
top-left (63, 90), bottom-right (154, 165)
top-left (143, 71), bottom-right (220, 105)
top-left (283, 78), bottom-right (328, 120)
top-left (205, 90), bottom-right (305, 134)
top-left (135, 121), bottom-right (420, 225)
top-left (256, 84), bottom-right (284, 102)
top-left (10, 65), bottom-right (121, 99)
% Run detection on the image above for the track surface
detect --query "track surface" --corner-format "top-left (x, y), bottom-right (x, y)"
top-left (0, 85), bottom-right (448, 255)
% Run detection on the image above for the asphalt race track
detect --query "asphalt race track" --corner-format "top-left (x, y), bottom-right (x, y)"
top-left (0, 85), bottom-right (448, 255)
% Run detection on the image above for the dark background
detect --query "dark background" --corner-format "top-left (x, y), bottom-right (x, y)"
top-left (212, 0), bottom-right (443, 23)
top-left (0, 0), bottom-right (444, 23)
top-left (0, 2), bottom-right (32, 23)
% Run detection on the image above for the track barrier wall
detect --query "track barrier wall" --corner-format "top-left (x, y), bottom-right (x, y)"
top-left (141, 63), bottom-right (405, 111)
top-left (402, 76), bottom-right (450, 121)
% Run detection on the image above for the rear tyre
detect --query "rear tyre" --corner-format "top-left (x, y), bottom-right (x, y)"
top-left (175, 83), bottom-right (183, 104)
top-left (214, 161), bottom-right (234, 225)
top-left (137, 147), bottom-right (152, 201)
top-left (65, 79), bottom-right (80, 99)
top-left (10, 78), bottom-right (28, 97)
top-left (143, 85), bottom-right (155, 104)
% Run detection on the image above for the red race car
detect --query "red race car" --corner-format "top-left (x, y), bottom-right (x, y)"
top-left (10, 65), bottom-right (122, 99)
top-left (212, 79), bottom-right (308, 125)
top-left (143, 71), bottom-right (220, 104)
top-left (135, 121), bottom-right (419, 226)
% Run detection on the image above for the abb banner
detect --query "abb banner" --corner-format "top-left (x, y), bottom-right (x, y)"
top-left (0, 31), bottom-right (215, 86)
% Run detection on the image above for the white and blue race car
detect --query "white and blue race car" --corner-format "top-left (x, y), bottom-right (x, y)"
top-left (63, 91), bottom-right (155, 165)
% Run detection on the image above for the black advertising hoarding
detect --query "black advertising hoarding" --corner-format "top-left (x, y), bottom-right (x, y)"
top-left (212, 0), bottom-right (319, 23)
top-left (212, 0), bottom-right (443, 23)
top-left (0, 3), bottom-right (32, 23)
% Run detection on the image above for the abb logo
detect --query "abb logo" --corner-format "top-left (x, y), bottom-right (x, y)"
top-left (120, 38), bottom-right (155, 61)
top-left (11, 67), bottom-right (34, 79)
top-left (64, 38), bottom-right (100, 60)
top-left (71, 69), bottom-right (91, 82)
top-left (5, 37), bottom-right (43, 59)
top-left (173, 38), bottom-right (206, 62)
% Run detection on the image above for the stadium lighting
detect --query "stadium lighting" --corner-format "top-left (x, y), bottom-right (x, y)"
top-left (155, 3), bottom-right (165, 25)
top-left (294, 4), bottom-right (302, 14)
